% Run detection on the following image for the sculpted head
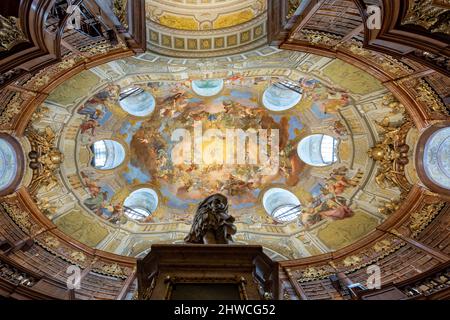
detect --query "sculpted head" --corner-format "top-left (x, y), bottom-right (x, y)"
top-left (198, 193), bottom-right (228, 215)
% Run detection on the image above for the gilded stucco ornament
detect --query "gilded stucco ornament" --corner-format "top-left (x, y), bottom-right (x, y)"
top-left (113, 0), bottom-right (129, 29)
top-left (402, 0), bottom-right (450, 36)
top-left (286, 0), bottom-right (301, 20)
top-left (378, 198), bottom-right (401, 215)
top-left (373, 239), bottom-right (393, 253)
top-left (25, 55), bottom-right (82, 91)
top-left (0, 14), bottom-right (27, 51)
top-left (0, 202), bottom-right (34, 233)
top-left (298, 266), bottom-right (332, 282)
top-left (70, 251), bottom-right (87, 264)
top-left (95, 263), bottom-right (127, 278)
top-left (341, 40), bottom-right (413, 77)
top-left (414, 80), bottom-right (449, 116)
top-left (343, 255), bottom-right (362, 267)
top-left (409, 202), bottom-right (446, 238)
top-left (26, 126), bottom-right (64, 195)
top-left (368, 96), bottom-right (413, 193)
top-left (0, 92), bottom-right (32, 127)
top-left (41, 235), bottom-right (60, 249)
top-left (295, 32), bottom-right (415, 78)
top-left (296, 29), bottom-right (341, 47)
top-left (36, 197), bottom-right (57, 217)
top-left (294, 236), bottom-right (407, 281)
top-left (80, 40), bottom-right (125, 56)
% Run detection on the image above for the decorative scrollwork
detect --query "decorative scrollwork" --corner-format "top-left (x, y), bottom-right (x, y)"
top-left (378, 198), bottom-right (401, 215)
top-left (296, 266), bottom-right (333, 282)
top-left (0, 14), bottom-right (27, 51)
top-left (69, 251), bottom-right (87, 264)
top-left (402, 0), bottom-right (450, 36)
top-left (409, 202), bottom-right (446, 238)
top-left (41, 235), bottom-right (60, 249)
top-left (94, 263), bottom-right (127, 279)
top-left (295, 29), bottom-right (342, 47)
top-left (0, 92), bottom-right (31, 127)
top-left (26, 126), bottom-right (64, 195)
top-left (415, 80), bottom-right (449, 116)
top-left (368, 96), bottom-right (413, 193)
top-left (113, 0), bottom-right (129, 30)
top-left (340, 40), bottom-right (413, 77)
top-left (286, 0), bottom-right (301, 20)
top-left (0, 202), bottom-right (33, 233)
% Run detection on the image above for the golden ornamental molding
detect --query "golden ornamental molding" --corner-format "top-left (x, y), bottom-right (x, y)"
top-left (368, 95), bottom-right (413, 194)
top-left (413, 79), bottom-right (449, 116)
top-left (0, 201), bottom-right (35, 235)
top-left (0, 92), bottom-right (34, 129)
top-left (295, 29), bottom-right (342, 47)
top-left (409, 201), bottom-right (447, 238)
top-left (0, 14), bottom-right (28, 52)
top-left (26, 126), bottom-right (64, 195)
top-left (338, 40), bottom-right (413, 78)
top-left (402, 0), bottom-right (450, 36)
top-left (293, 234), bottom-right (407, 283)
top-left (93, 262), bottom-right (128, 279)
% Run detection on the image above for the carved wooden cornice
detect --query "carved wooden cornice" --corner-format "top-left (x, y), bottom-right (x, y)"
top-left (361, 0), bottom-right (449, 76)
top-left (279, 186), bottom-right (446, 275)
top-left (0, 0), bottom-right (146, 89)
top-left (1, 48), bottom-right (134, 136)
top-left (0, 189), bottom-right (136, 278)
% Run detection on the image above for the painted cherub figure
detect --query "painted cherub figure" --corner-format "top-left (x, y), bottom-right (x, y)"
top-left (301, 193), bottom-right (354, 228)
top-left (324, 166), bottom-right (362, 196)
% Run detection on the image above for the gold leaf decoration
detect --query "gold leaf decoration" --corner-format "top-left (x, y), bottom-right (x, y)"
top-left (409, 202), bottom-right (446, 237)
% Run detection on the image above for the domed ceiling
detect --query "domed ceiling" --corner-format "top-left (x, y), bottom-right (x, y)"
top-left (145, 0), bottom-right (268, 57)
top-left (26, 47), bottom-right (419, 260)
top-left (146, 0), bottom-right (265, 30)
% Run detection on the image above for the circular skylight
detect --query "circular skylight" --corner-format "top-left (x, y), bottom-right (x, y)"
top-left (297, 134), bottom-right (338, 167)
top-left (262, 83), bottom-right (302, 111)
top-left (262, 188), bottom-right (301, 222)
top-left (0, 138), bottom-right (18, 192)
top-left (123, 188), bottom-right (158, 221)
top-left (91, 140), bottom-right (126, 170)
top-left (192, 79), bottom-right (224, 97)
top-left (424, 127), bottom-right (450, 189)
top-left (119, 87), bottom-right (155, 117)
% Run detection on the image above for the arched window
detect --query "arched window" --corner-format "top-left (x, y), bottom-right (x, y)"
top-left (297, 134), bottom-right (338, 167)
top-left (0, 138), bottom-right (19, 193)
top-left (423, 127), bottom-right (450, 189)
top-left (119, 87), bottom-right (155, 117)
top-left (262, 188), bottom-right (301, 222)
top-left (192, 79), bottom-right (224, 97)
top-left (262, 83), bottom-right (302, 112)
top-left (123, 188), bottom-right (158, 221)
top-left (91, 140), bottom-right (125, 170)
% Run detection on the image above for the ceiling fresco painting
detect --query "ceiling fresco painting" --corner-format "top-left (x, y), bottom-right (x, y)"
top-left (2, 0), bottom-right (450, 301)
top-left (24, 48), bottom-right (416, 260)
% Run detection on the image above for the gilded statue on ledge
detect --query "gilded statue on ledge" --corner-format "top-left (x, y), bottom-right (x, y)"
top-left (184, 194), bottom-right (237, 244)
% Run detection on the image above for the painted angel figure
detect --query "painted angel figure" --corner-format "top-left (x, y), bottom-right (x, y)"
top-left (301, 194), bottom-right (354, 228)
